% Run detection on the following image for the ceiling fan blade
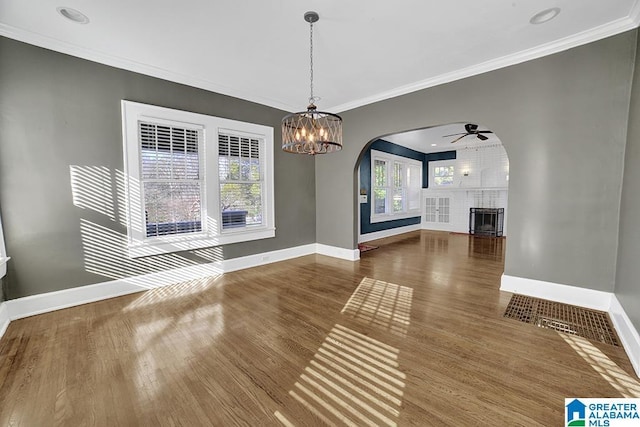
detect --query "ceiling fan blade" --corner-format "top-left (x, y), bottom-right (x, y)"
top-left (476, 130), bottom-right (493, 134)
top-left (477, 133), bottom-right (489, 141)
top-left (442, 132), bottom-right (466, 137)
top-left (450, 134), bottom-right (468, 144)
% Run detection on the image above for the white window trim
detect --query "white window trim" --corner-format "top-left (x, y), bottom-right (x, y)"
top-left (429, 159), bottom-right (457, 189)
top-left (122, 101), bottom-right (275, 258)
top-left (370, 149), bottom-right (422, 224)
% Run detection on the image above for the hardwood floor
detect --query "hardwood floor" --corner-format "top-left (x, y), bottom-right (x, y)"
top-left (0, 230), bottom-right (638, 426)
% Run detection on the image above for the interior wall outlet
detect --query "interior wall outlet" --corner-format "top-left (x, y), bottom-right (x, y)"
top-left (359, 195), bottom-right (368, 203)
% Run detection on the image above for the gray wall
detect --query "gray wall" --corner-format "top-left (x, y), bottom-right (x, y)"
top-left (0, 37), bottom-right (316, 299)
top-left (615, 32), bottom-right (640, 331)
top-left (317, 30), bottom-right (636, 292)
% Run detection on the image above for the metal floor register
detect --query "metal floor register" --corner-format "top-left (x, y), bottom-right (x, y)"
top-left (504, 294), bottom-right (620, 346)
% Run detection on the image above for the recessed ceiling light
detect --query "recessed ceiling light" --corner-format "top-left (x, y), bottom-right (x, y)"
top-left (431, 143), bottom-right (437, 147)
top-left (529, 7), bottom-right (560, 25)
top-left (57, 7), bottom-right (90, 24)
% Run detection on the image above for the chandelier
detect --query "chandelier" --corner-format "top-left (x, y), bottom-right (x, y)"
top-left (282, 11), bottom-right (343, 155)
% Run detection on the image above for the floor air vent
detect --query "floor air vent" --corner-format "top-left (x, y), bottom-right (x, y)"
top-left (504, 294), bottom-right (620, 346)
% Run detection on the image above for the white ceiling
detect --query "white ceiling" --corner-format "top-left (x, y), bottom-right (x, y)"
top-left (0, 1), bottom-right (639, 113)
top-left (382, 123), bottom-right (503, 154)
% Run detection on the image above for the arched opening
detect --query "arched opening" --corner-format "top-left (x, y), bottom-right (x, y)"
top-left (354, 122), bottom-right (510, 248)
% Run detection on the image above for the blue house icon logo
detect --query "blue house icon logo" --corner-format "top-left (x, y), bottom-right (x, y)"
top-left (566, 399), bottom-right (586, 426)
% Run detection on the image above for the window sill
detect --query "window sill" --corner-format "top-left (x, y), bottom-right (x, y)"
top-left (128, 228), bottom-right (275, 258)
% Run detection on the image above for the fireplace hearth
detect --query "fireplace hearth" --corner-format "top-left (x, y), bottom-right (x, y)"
top-left (469, 208), bottom-right (504, 237)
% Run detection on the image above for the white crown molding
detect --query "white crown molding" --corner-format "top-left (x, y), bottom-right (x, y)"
top-left (0, 24), bottom-right (296, 113)
top-left (629, 0), bottom-right (640, 26)
top-left (329, 16), bottom-right (639, 113)
top-left (3, 9), bottom-right (640, 115)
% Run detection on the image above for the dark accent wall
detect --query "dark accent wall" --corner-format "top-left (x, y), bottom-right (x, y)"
top-left (359, 139), bottom-right (424, 235)
top-left (0, 37), bottom-right (316, 299)
top-left (423, 151), bottom-right (457, 188)
top-left (615, 31), bottom-right (640, 333)
top-left (359, 140), bottom-right (457, 235)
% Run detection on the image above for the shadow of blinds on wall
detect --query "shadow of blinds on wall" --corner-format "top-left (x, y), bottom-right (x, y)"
top-left (0, 210), bottom-right (8, 278)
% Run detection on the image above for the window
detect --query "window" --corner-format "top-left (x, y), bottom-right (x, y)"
top-left (218, 134), bottom-right (262, 230)
top-left (370, 150), bottom-right (422, 223)
top-left (140, 122), bottom-right (203, 238)
top-left (122, 101), bottom-right (274, 258)
top-left (434, 165), bottom-right (455, 186)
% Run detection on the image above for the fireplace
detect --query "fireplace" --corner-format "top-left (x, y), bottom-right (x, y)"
top-left (469, 208), bottom-right (504, 237)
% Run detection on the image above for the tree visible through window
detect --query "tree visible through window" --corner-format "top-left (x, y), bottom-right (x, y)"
top-left (393, 162), bottom-right (404, 212)
top-left (434, 165), bottom-right (455, 186)
top-left (373, 159), bottom-right (387, 214)
top-left (218, 134), bottom-right (263, 229)
top-left (370, 150), bottom-right (422, 222)
top-left (140, 122), bottom-right (203, 237)
top-left (122, 100), bottom-right (275, 257)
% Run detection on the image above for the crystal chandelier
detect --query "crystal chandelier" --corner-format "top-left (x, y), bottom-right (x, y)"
top-left (282, 11), bottom-right (343, 155)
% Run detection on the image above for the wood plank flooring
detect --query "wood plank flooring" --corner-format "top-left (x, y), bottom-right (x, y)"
top-left (0, 230), bottom-right (638, 426)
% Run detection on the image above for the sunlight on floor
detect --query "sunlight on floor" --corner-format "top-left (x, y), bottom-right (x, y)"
top-left (341, 277), bottom-right (412, 337)
top-left (278, 324), bottom-right (405, 426)
top-left (559, 332), bottom-right (640, 397)
top-left (124, 276), bottom-right (220, 310)
top-left (132, 303), bottom-right (224, 402)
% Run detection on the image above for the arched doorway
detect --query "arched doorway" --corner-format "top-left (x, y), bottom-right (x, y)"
top-left (355, 122), bottom-right (509, 244)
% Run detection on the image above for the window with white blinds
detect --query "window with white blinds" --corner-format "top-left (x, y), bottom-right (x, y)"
top-left (218, 134), bottom-right (263, 230)
top-left (370, 150), bottom-right (422, 223)
top-left (140, 122), bottom-right (203, 238)
top-left (122, 101), bottom-right (275, 258)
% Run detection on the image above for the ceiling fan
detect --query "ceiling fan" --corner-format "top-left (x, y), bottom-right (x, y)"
top-left (443, 124), bottom-right (493, 143)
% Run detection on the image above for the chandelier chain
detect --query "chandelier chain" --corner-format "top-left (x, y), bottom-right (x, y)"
top-left (281, 11), bottom-right (342, 155)
top-left (309, 20), bottom-right (314, 104)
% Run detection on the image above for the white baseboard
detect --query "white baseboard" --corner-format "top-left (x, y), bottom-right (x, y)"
top-left (609, 295), bottom-right (640, 377)
top-left (359, 224), bottom-right (421, 243)
top-left (500, 274), bottom-right (613, 311)
top-left (4, 243), bottom-right (318, 322)
top-left (421, 222), bottom-right (460, 233)
top-left (0, 302), bottom-right (9, 339)
top-left (315, 244), bottom-right (360, 261)
top-left (223, 244), bottom-right (316, 272)
top-left (501, 274), bottom-right (640, 378)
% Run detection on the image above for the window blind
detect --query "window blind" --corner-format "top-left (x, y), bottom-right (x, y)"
top-left (139, 122), bottom-right (203, 237)
top-left (218, 133), bottom-right (263, 229)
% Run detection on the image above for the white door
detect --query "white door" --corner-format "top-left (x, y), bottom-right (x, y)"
top-left (423, 193), bottom-right (453, 231)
